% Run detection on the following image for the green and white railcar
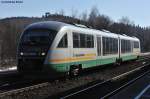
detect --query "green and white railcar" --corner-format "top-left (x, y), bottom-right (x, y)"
top-left (119, 35), bottom-right (140, 61)
top-left (17, 21), bottom-right (141, 77)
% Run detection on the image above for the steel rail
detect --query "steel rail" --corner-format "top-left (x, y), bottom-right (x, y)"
top-left (60, 63), bottom-right (150, 99)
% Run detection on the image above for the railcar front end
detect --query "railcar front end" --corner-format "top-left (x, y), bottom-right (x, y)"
top-left (17, 21), bottom-right (69, 78)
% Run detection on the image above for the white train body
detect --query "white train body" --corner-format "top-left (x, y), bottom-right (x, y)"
top-left (17, 21), bottom-right (141, 77)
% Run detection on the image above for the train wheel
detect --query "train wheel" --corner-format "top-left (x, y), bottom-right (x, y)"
top-left (69, 65), bottom-right (81, 77)
top-left (115, 58), bottom-right (122, 66)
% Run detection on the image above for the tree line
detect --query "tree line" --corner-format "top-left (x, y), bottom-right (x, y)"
top-left (0, 6), bottom-right (150, 61)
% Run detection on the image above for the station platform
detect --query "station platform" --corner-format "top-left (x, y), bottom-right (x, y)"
top-left (110, 72), bottom-right (150, 99)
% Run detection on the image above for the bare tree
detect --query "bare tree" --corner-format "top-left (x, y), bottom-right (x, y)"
top-left (119, 16), bottom-right (134, 25)
top-left (80, 10), bottom-right (88, 21)
top-left (71, 8), bottom-right (78, 18)
top-left (88, 6), bottom-right (99, 26)
top-left (45, 12), bottom-right (50, 17)
top-left (94, 15), bottom-right (112, 30)
top-left (59, 9), bottom-right (65, 16)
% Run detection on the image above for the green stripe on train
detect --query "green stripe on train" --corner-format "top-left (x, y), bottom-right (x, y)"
top-left (49, 55), bottom-right (137, 72)
top-left (121, 55), bottom-right (137, 61)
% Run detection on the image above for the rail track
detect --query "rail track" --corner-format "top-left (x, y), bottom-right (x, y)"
top-left (57, 62), bottom-right (150, 99)
top-left (0, 72), bottom-right (49, 99)
top-left (101, 69), bottom-right (150, 99)
top-left (0, 70), bottom-right (48, 94)
top-left (0, 79), bottom-right (46, 93)
top-left (0, 82), bottom-right (49, 99)
top-left (0, 54), bottom-right (149, 99)
top-left (0, 70), bottom-right (21, 89)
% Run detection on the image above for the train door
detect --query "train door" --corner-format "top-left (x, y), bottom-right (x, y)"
top-left (118, 37), bottom-right (121, 59)
top-left (96, 36), bottom-right (102, 65)
top-left (66, 30), bottom-right (72, 72)
top-left (72, 32), bottom-right (80, 65)
top-left (54, 31), bottom-right (71, 72)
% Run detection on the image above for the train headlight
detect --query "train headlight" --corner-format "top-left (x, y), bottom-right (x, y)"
top-left (41, 52), bottom-right (45, 56)
top-left (20, 52), bottom-right (24, 56)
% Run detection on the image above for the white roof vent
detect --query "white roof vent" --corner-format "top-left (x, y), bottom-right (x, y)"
top-left (74, 23), bottom-right (87, 28)
top-left (132, 36), bottom-right (137, 38)
top-left (123, 34), bottom-right (127, 36)
top-left (102, 29), bottom-right (110, 33)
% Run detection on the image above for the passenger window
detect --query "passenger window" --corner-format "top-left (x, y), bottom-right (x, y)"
top-left (121, 40), bottom-right (131, 53)
top-left (73, 33), bottom-right (80, 48)
top-left (134, 41), bottom-right (139, 48)
top-left (102, 37), bottom-right (118, 55)
top-left (57, 33), bottom-right (68, 48)
top-left (73, 32), bottom-right (94, 48)
top-left (86, 35), bottom-right (94, 48)
top-left (80, 34), bottom-right (86, 48)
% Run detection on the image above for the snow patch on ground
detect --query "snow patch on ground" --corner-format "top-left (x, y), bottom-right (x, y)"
top-left (0, 66), bottom-right (17, 72)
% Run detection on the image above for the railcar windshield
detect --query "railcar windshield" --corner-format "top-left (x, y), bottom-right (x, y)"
top-left (21, 29), bottom-right (57, 46)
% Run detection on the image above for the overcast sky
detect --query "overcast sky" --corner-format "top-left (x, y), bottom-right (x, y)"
top-left (0, 0), bottom-right (150, 27)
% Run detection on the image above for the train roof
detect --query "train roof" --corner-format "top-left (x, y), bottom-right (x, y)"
top-left (64, 23), bottom-right (139, 41)
top-left (24, 21), bottom-right (139, 41)
top-left (119, 34), bottom-right (139, 41)
top-left (24, 21), bottom-right (70, 31)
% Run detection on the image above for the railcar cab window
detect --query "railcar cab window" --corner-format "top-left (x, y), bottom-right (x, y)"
top-left (57, 33), bottom-right (68, 48)
top-left (134, 41), bottom-right (139, 48)
top-left (21, 29), bottom-right (57, 46)
top-left (73, 33), bottom-right (94, 48)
